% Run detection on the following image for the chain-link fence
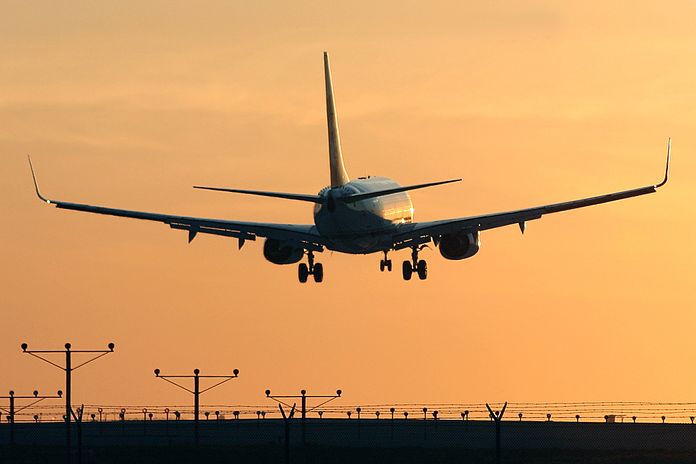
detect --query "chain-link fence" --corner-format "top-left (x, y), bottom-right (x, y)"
top-left (4, 402), bottom-right (696, 463)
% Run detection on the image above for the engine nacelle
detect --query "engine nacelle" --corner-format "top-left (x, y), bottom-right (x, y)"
top-left (263, 239), bottom-right (304, 265)
top-left (438, 231), bottom-right (480, 260)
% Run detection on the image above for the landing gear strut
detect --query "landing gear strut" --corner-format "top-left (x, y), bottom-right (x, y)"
top-left (298, 251), bottom-right (324, 283)
top-left (402, 246), bottom-right (427, 281)
top-left (379, 250), bottom-right (392, 272)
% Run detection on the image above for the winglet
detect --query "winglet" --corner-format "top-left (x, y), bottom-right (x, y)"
top-left (27, 155), bottom-right (51, 203)
top-left (656, 137), bottom-right (671, 188)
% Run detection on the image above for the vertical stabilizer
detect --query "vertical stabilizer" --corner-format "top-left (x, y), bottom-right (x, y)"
top-left (324, 52), bottom-right (350, 187)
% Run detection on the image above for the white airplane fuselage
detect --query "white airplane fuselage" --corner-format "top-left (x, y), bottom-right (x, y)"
top-left (314, 176), bottom-right (413, 254)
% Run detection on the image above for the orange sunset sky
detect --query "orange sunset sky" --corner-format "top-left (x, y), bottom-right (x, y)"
top-left (1, 1), bottom-right (695, 410)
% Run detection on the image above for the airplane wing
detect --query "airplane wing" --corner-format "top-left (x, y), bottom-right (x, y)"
top-left (28, 158), bottom-right (325, 251)
top-left (392, 140), bottom-right (671, 250)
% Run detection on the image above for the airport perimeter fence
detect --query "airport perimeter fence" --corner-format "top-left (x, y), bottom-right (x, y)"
top-left (6, 402), bottom-right (696, 463)
top-left (7, 401), bottom-right (696, 425)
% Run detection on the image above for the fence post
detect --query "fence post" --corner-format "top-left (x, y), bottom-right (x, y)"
top-left (486, 402), bottom-right (507, 464)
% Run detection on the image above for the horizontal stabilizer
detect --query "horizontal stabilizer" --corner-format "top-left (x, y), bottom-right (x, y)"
top-left (342, 178), bottom-right (461, 203)
top-left (193, 186), bottom-right (323, 203)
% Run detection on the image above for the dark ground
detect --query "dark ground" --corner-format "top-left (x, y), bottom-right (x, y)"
top-left (3, 419), bottom-right (696, 463)
top-left (4, 445), bottom-right (696, 464)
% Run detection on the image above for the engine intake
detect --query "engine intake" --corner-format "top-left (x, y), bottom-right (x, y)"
top-left (438, 231), bottom-right (480, 260)
top-left (263, 239), bottom-right (304, 265)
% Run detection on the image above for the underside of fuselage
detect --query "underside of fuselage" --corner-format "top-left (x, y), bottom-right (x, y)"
top-left (313, 176), bottom-right (414, 254)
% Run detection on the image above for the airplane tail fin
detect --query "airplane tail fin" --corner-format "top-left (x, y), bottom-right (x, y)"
top-left (324, 52), bottom-right (350, 187)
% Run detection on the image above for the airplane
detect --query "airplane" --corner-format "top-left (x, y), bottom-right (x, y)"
top-left (29, 52), bottom-right (671, 283)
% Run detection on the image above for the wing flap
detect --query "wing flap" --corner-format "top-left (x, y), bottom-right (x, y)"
top-left (50, 199), bottom-right (324, 248)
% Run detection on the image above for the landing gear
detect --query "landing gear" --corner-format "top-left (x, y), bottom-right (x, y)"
top-left (402, 246), bottom-right (428, 281)
top-left (313, 263), bottom-right (324, 283)
top-left (298, 263), bottom-right (309, 283)
top-left (416, 259), bottom-right (427, 280)
top-left (402, 260), bottom-right (412, 280)
top-left (379, 251), bottom-right (392, 272)
top-left (298, 251), bottom-right (324, 284)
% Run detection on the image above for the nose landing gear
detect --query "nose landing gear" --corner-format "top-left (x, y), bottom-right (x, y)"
top-left (402, 246), bottom-right (427, 281)
top-left (379, 250), bottom-right (392, 272)
top-left (298, 251), bottom-right (324, 283)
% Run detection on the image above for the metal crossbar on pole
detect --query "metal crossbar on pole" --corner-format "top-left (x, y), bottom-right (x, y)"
top-left (265, 388), bottom-right (342, 444)
top-left (0, 390), bottom-right (62, 445)
top-left (154, 368), bottom-right (239, 447)
top-left (21, 342), bottom-right (115, 464)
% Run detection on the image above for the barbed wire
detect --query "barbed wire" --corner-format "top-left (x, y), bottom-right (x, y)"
top-left (5, 401), bottom-right (696, 424)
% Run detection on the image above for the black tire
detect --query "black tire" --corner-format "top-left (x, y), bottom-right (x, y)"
top-left (313, 263), bottom-right (324, 283)
top-left (380, 260), bottom-right (385, 272)
top-left (402, 261), bottom-right (412, 281)
top-left (417, 260), bottom-right (427, 280)
top-left (298, 263), bottom-right (309, 283)
top-left (386, 260), bottom-right (392, 272)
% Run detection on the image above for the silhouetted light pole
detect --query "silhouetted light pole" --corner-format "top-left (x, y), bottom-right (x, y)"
top-left (265, 388), bottom-right (341, 445)
top-left (21, 342), bottom-right (114, 464)
top-left (154, 368), bottom-right (239, 447)
top-left (0, 390), bottom-right (62, 445)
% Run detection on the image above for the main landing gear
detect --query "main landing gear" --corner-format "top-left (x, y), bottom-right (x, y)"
top-left (379, 250), bottom-right (392, 272)
top-left (298, 251), bottom-right (323, 284)
top-left (402, 246), bottom-right (427, 281)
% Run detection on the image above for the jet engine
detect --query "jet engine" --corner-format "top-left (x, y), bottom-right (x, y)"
top-left (263, 239), bottom-right (304, 265)
top-left (438, 231), bottom-right (480, 260)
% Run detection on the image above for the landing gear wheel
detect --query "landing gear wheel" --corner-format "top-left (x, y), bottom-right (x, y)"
top-left (402, 261), bottom-right (413, 281)
top-left (417, 260), bottom-right (428, 280)
top-left (313, 263), bottom-right (324, 283)
top-left (298, 263), bottom-right (309, 283)
top-left (380, 251), bottom-right (393, 273)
